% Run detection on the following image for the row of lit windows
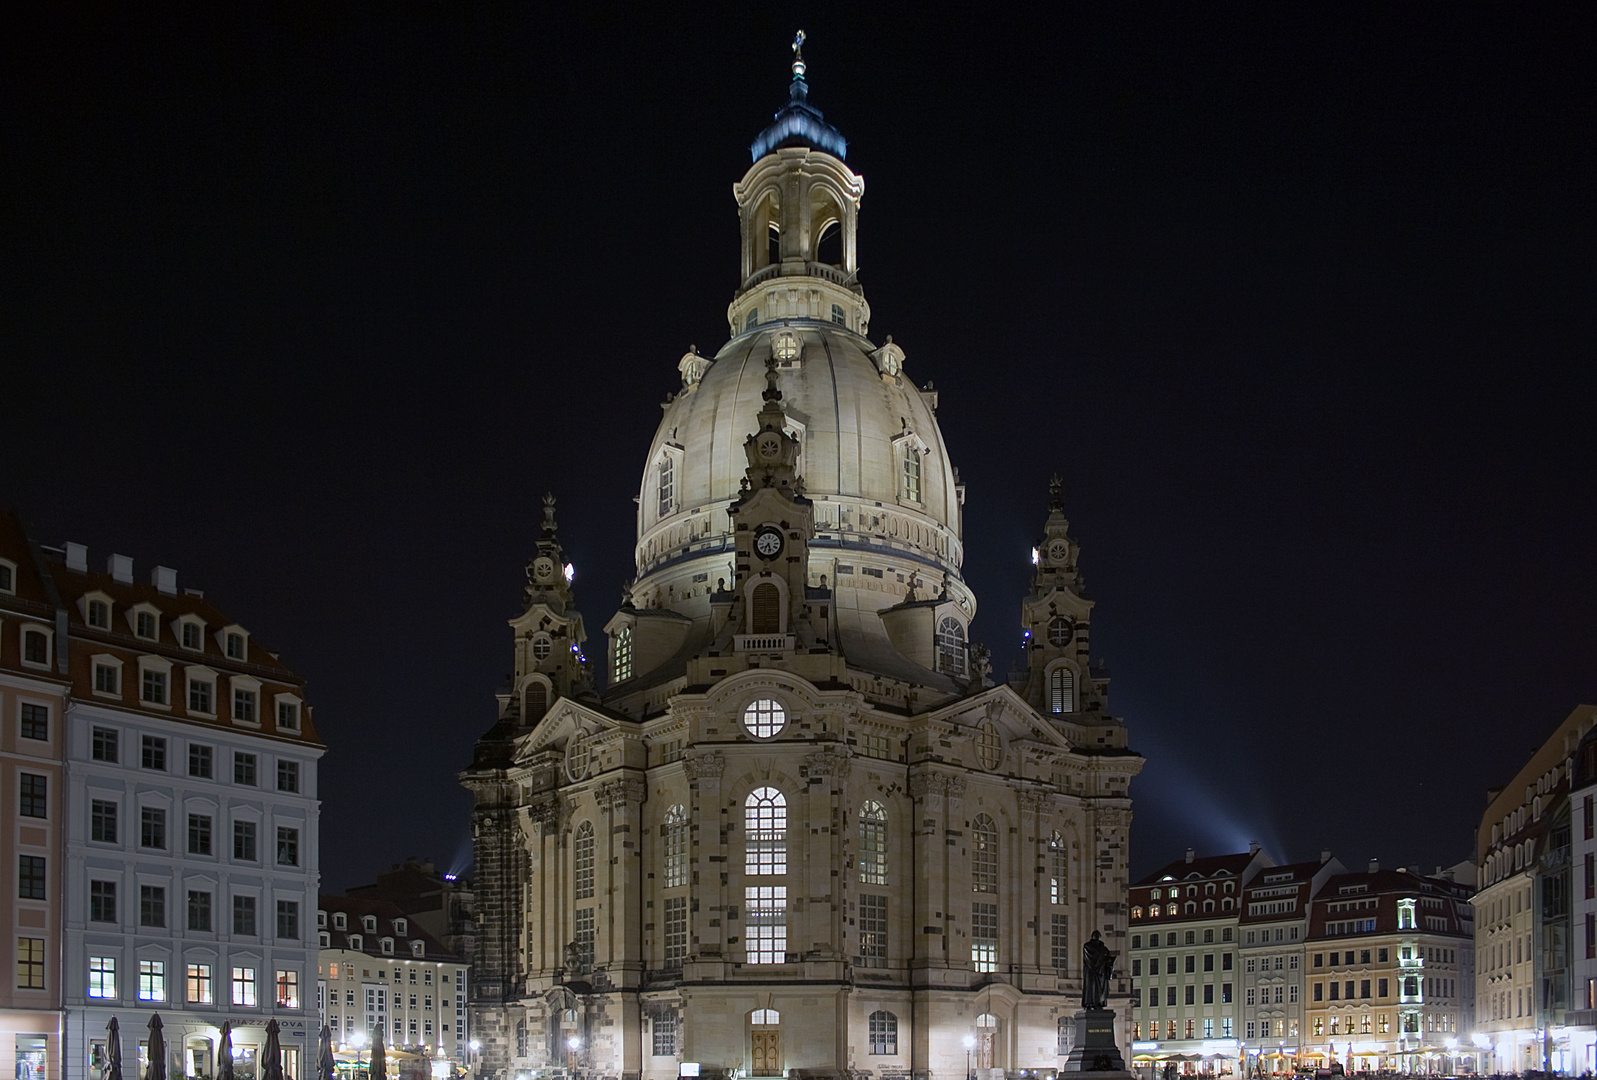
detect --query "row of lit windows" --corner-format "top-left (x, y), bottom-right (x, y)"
top-left (79, 956), bottom-right (297, 1008)
top-left (1133, 898), bottom-right (1237, 917)
top-left (87, 881), bottom-right (300, 938)
top-left (1131, 1019), bottom-right (1235, 1041)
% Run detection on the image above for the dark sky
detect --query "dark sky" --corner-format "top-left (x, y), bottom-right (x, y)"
top-left (7, 6), bottom-right (1594, 890)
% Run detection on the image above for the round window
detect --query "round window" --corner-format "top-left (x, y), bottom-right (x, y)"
top-left (1047, 616), bottom-right (1074, 647)
top-left (565, 736), bottom-right (590, 781)
top-left (532, 634), bottom-right (553, 661)
top-left (975, 721), bottom-right (1002, 770)
top-left (742, 698), bottom-right (786, 739)
top-left (772, 331), bottom-right (800, 362)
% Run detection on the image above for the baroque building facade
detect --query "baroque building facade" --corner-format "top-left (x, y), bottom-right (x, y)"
top-left (462, 41), bottom-right (1143, 1080)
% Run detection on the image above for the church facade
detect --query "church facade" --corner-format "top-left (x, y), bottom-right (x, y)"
top-left (462, 39), bottom-right (1143, 1080)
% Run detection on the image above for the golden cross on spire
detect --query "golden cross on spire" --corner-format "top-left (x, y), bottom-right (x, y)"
top-left (791, 30), bottom-right (806, 78)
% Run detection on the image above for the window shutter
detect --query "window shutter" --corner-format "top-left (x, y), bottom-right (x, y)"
top-left (751, 584), bottom-right (780, 634)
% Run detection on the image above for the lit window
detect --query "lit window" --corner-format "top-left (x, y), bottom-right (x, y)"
top-left (972, 904), bottom-right (998, 972)
top-left (658, 456), bottom-right (676, 518)
top-left (663, 896), bottom-right (688, 970)
top-left (830, 304), bottom-right (845, 325)
top-left (859, 801), bottom-right (887, 885)
top-left (89, 956), bottom-right (117, 999)
top-left (663, 804), bottom-right (688, 889)
top-left (575, 822), bottom-right (595, 899)
top-left (138, 960), bottom-right (166, 1001)
top-left (972, 814), bottom-right (998, 893)
top-left (613, 627), bottom-right (633, 682)
top-left (574, 906), bottom-right (594, 972)
top-left (902, 444), bottom-right (922, 502)
top-left (745, 787), bottom-right (786, 874)
top-left (15, 937), bottom-right (45, 989)
top-left (859, 894), bottom-right (887, 968)
top-left (745, 885), bottom-right (787, 963)
top-left (231, 966), bottom-right (257, 1006)
top-left (742, 698), bottom-right (786, 739)
top-left (277, 970), bottom-right (299, 1008)
top-left (936, 618), bottom-right (966, 676)
top-left (868, 1011), bottom-right (897, 1055)
top-left (1050, 831), bottom-right (1067, 904)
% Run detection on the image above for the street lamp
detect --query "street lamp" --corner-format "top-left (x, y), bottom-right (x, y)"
top-left (964, 1035), bottom-right (975, 1080)
top-left (351, 1032), bottom-right (369, 1078)
top-left (567, 1036), bottom-right (582, 1079)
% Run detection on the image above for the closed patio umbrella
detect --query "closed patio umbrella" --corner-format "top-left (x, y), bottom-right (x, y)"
top-left (105, 1017), bottom-right (125, 1080)
top-left (145, 1015), bottom-right (167, 1080)
top-left (369, 1030), bottom-right (386, 1080)
top-left (261, 1020), bottom-right (284, 1080)
top-left (217, 1021), bottom-right (236, 1080)
top-left (318, 1026), bottom-right (337, 1080)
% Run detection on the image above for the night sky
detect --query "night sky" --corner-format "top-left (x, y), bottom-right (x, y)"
top-left (8, 7), bottom-right (1594, 890)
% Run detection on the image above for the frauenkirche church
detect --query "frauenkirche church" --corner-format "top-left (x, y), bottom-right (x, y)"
top-left (463, 35), bottom-right (1143, 1080)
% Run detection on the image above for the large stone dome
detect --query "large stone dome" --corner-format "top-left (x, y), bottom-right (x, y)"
top-left (628, 319), bottom-right (972, 684)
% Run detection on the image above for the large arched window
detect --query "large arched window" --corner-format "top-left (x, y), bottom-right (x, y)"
top-left (746, 788), bottom-right (786, 875)
top-left (1049, 666), bottom-right (1075, 714)
top-left (868, 1011), bottom-right (898, 1055)
top-left (751, 583), bottom-right (781, 634)
top-left (859, 801), bottom-right (887, 885)
top-left (936, 618), bottom-right (966, 676)
top-left (574, 822), bottom-right (595, 900)
top-left (663, 805), bottom-right (688, 889)
top-left (972, 813), bottom-right (997, 893)
top-left (1050, 831), bottom-right (1067, 905)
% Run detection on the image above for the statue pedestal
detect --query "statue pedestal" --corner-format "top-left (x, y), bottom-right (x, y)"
top-left (1061, 1009), bottom-right (1130, 1076)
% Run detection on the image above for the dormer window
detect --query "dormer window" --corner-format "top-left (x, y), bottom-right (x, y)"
top-left (381, 937), bottom-right (395, 955)
top-left (411, 941), bottom-right (425, 958)
top-left (319, 931), bottom-right (330, 947)
top-left (362, 915), bottom-right (377, 934)
top-left (0, 559), bottom-right (14, 594)
top-left (137, 612), bottom-right (156, 639)
top-left (219, 625), bottom-right (249, 661)
top-left (612, 627), bottom-right (633, 683)
top-left (176, 616), bottom-right (205, 651)
top-left (657, 456), bottom-right (675, 518)
top-left (88, 599), bottom-right (110, 628)
top-left (348, 934), bottom-right (362, 951)
top-left (317, 910), bottom-right (327, 927)
top-left (275, 694), bottom-right (302, 732)
top-left (333, 912), bottom-right (346, 930)
top-left (935, 617), bottom-right (967, 677)
top-left (892, 431), bottom-right (928, 506)
top-left (393, 918), bottom-right (407, 936)
top-left (226, 632), bottom-right (245, 659)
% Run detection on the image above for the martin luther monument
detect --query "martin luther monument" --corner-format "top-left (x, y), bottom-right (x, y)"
top-left (1063, 931), bottom-right (1132, 1076)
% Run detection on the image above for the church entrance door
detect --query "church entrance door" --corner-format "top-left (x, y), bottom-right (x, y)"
top-left (752, 1030), bottom-right (781, 1075)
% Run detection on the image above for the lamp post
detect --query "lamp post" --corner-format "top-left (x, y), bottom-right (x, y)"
top-left (351, 1032), bottom-right (369, 1079)
top-left (964, 1035), bottom-right (975, 1080)
top-left (468, 1040), bottom-right (480, 1080)
top-left (567, 1035), bottom-right (582, 1080)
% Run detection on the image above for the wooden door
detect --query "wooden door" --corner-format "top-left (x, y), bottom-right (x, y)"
top-left (752, 1030), bottom-right (782, 1076)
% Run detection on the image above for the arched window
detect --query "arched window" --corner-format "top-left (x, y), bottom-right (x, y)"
top-left (658, 456), bottom-right (675, 519)
top-left (1185, 902), bottom-right (1196, 914)
top-left (1049, 667), bottom-right (1075, 714)
top-left (859, 801), bottom-right (887, 885)
top-left (751, 583), bottom-right (780, 634)
top-left (975, 722), bottom-right (1002, 770)
top-left (663, 805), bottom-right (688, 889)
top-left (972, 813), bottom-right (997, 893)
top-left (1131, 906), bottom-right (1142, 919)
top-left (613, 627), bottom-right (633, 682)
top-left (523, 681), bottom-right (548, 723)
top-left (1166, 903), bottom-right (1177, 916)
top-left (574, 822), bottom-right (594, 900)
top-left (1057, 1016), bottom-right (1072, 1056)
top-left (1049, 831), bottom-right (1067, 905)
top-left (745, 788), bottom-right (786, 875)
top-left (868, 1011), bottom-right (898, 1055)
top-left (936, 618), bottom-right (966, 676)
top-left (902, 444), bottom-right (922, 503)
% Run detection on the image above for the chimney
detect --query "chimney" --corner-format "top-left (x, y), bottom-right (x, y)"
top-left (1368, 858), bottom-right (1379, 874)
top-left (65, 543), bottom-right (88, 572)
top-left (1321, 850), bottom-right (1332, 863)
top-left (108, 554), bottom-right (133, 584)
top-left (1249, 841), bottom-right (1261, 856)
top-left (1185, 847), bottom-right (1196, 863)
top-left (152, 566), bottom-right (177, 595)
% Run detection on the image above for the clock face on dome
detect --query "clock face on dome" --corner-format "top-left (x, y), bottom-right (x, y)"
top-left (754, 525), bottom-right (784, 559)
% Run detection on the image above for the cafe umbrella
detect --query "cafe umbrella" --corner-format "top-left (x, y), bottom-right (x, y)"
top-left (369, 1030), bottom-right (386, 1080)
top-left (317, 1026), bottom-right (337, 1080)
top-left (145, 1014), bottom-right (167, 1080)
top-left (217, 1021), bottom-right (236, 1080)
top-left (104, 1018), bottom-right (125, 1080)
top-left (261, 1020), bottom-right (284, 1080)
